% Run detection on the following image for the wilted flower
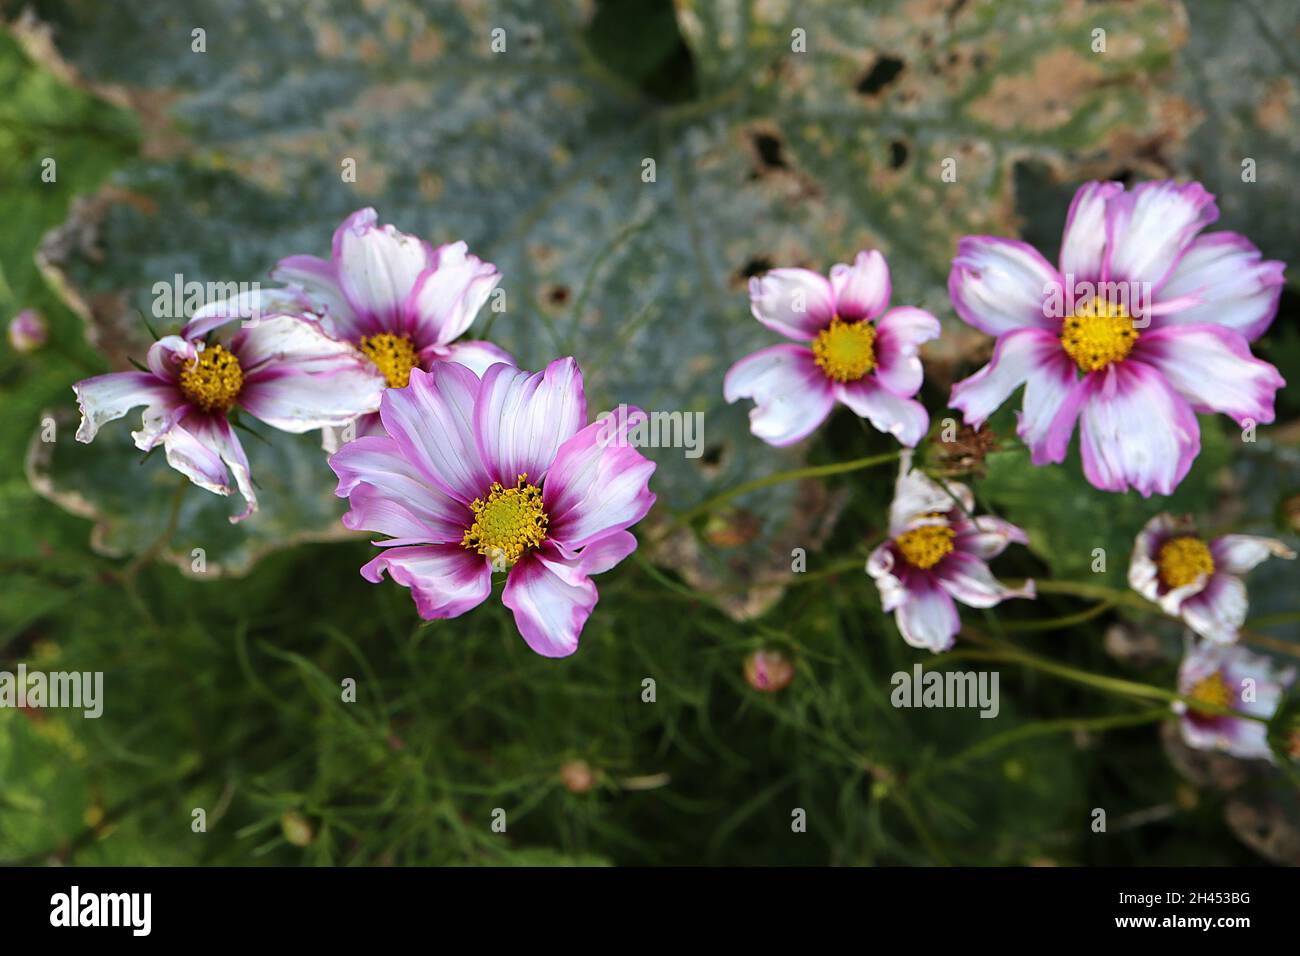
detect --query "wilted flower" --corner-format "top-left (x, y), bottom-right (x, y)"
top-left (8, 308), bottom-right (47, 353)
top-left (329, 357), bottom-right (655, 657)
top-left (724, 250), bottom-right (940, 447)
top-left (949, 179), bottom-right (1285, 496)
top-left (744, 649), bottom-right (795, 692)
top-left (1176, 637), bottom-right (1294, 761)
top-left (560, 760), bottom-right (596, 794)
top-left (273, 208), bottom-right (512, 440)
top-left (1129, 513), bottom-right (1295, 644)
top-left (867, 452), bottom-right (1034, 652)
top-left (73, 311), bottom-right (385, 521)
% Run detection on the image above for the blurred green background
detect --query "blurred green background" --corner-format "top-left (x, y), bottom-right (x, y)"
top-left (1, 0), bottom-right (1298, 865)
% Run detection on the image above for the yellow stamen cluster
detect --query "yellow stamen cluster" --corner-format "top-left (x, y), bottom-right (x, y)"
top-left (812, 317), bottom-right (877, 383)
top-left (178, 344), bottom-right (244, 413)
top-left (1187, 672), bottom-right (1233, 713)
top-left (1157, 536), bottom-right (1214, 589)
top-left (895, 524), bottom-right (955, 570)
top-left (1060, 298), bottom-right (1138, 372)
top-left (360, 332), bottom-right (419, 389)
top-left (461, 474), bottom-right (549, 571)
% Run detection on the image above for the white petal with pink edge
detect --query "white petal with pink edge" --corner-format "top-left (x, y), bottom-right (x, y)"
top-left (872, 306), bottom-right (940, 397)
top-left (335, 215), bottom-right (433, 326)
top-left (1153, 232), bottom-right (1285, 342)
top-left (360, 544), bottom-right (492, 620)
top-left (379, 363), bottom-right (493, 503)
top-left (1134, 323), bottom-right (1283, 426)
top-left (73, 371), bottom-right (178, 443)
top-left (835, 377), bottom-right (929, 447)
top-left (723, 344), bottom-right (835, 446)
top-left (1077, 361), bottom-right (1199, 496)
top-left (475, 357), bottom-right (586, 486)
top-left (935, 551), bottom-right (1035, 608)
top-left (330, 435), bottom-right (470, 545)
top-left (543, 408), bottom-right (656, 551)
top-left (1058, 181), bottom-right (1124, 281)
top-left (748, 268), bottom-right (836, 340)
top-left (894, 580), bottom-right (961, 653)
top-left (829, 250), bottom-right (890, 321)
top-left (425, 338), bottom-right (516, 377)
top-left (502, 550), bottom-right (598, 658)
top-left (1103, 180), bottom-right (1218, 288)
top-left (404, 241), bottom-right (501, 346)
top-left (948, 237), bottom-right (1061, 337)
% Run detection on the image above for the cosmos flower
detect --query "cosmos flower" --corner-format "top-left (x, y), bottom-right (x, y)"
top-left (1128, 513), bottom-right (1295, 644)
top-left (329, 357), bottom-right (656, 657)
top-left (724, 250), bottom-right (940, 447)
top-left (948, 179), bottom-right (1285, 496)
top-left (272, 208), bottom-right (513, 440)
top-left (1175, 637), bottom-right (1294, 761)
top-left (73, 310), bottom-right (385, 521)
top-left (867, 452), bottom-right (1034, 652)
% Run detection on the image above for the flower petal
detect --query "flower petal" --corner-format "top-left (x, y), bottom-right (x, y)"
top-left (146, 335), bottom-right (198, 382)
top-left (723, 344), bottom-right (835, 446)
top-left (1153, 232), bottom-right (1285, 342)
top-left (475, 357), bottom-right (587, 486)
top-left (543, 406), bottom-right (656, 551)
top-left (335, 211), bottom-right (434, 330)
top-left (872, 306), bottom-right (940, 397)
top-left (835, 376), bottom-right (929, 447)
top-left (1058, 180), bottom-right (1124, 281)
top-left (1103, 180), bottom-right (1218, 287)
top-left (1134, 323), bottom-right (1284, 426)
top-left (329, 434), bottom-right (470, 545)
top-left (1078, 360), bottom-right (1199, 496)
top-left (181, 287), bottom-right (310, 340)
top-left (1212, 534), bottom-right (1296, 576)
top-left (379, 363), bottom-right (492, 503)
top-left (502, 551), bottom-right (598, 658)
top-left (360, 544), bottom-right (492, 620)
top-left (1126, 513), bottom-right (1206, 610)
top-left (948, 236), bottom-right (1061, 336)
top-left (748, 268), bottom-right (836, 340)
top-left (404, 241), bottom-right (501, 347)
top-left (1179, 573), bottom-right (1248, 644)
top-left (425, 338), bottom-right (516, 377)
top-left (162, 413), bottom-right (257, 522)
top-left (887, 449), bottom-right (972, 534)
top-left (235, 316), bottom-right (385, 432)
top-left (935, 551), bottom-right (1035, 609)
top-left (953, 515), bottom-right (1029, 561)
top-left (271, 253), bottom-right (362, 338)
top-left (894, 578), bottom-right (961, 653)
top-left (829, 249), bottom-right (890, 321)
top-left (73, 371), bottom-right (177, 443)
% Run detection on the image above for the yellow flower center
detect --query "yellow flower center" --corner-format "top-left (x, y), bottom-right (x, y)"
top-left (178, 344), bottom-right (243, 413)
top-left (812, 317), bottom-right (876, 382)
top-left (461, 474), bottom-right (549, 571)
top-left (895, 524), bottom-right (955, 570)
top-left (1060, 298), bottom-right (1138, 373)
top-left (360, 332), bottom-right (419, 388)
top-left (1157, 536), bottom-right (1214, 589)
top-left (1187, 672), bottom-right (1232, 713)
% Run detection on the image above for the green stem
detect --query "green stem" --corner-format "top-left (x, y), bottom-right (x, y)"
top-left (665, 450), bottom-right (900, 533)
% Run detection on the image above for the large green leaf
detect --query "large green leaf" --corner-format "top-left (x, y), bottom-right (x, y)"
top-left (22, 0), bottom-right (1187, 579)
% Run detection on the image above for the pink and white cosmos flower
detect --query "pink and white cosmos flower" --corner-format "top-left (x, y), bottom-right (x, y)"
top-left (867, 452), bottom-right (1035, 652)
top-left (1128, 513), bottom-right (1295, 644)
top-left (329, 357), bottom-right (656, 658)
top-left (73, 311), bottom-right (386, 522)
top-left (273, 208), bottom-right (514, 439)
top-left (1176, 637), bottom-right (1294, 761)
top-left (949, 179), bottom-right (1286, 496)
top-left (724, 250), bottom-right (940, 447)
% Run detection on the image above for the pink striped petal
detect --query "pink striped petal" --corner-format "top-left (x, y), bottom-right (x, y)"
top-left (73, 371), bottom-right (177, 443)
top-left (835, 377), bottom-right (929, 446)
top-left (1077, 360), bottom-right (1199, 496)
top-left (872, 306), bottom-right (940, 397)
top-left (474, 357), bottom-right (586, 486)
top-left (829, 250), bottom-right (891, 321)
top-left (1103, 180), bottom-right (1218, 288)
top-left (1134, 323), bottom-right (1283, 426)
top-left (360, 544), bottom-right (492, 620)
top-left (502, 550), bottom-right (598, 658)
top-left (948, 237), bottom-right (1062, 336)
top-left (1058, 180), bottom-right (1124, 281)
top-left (329, 435), bottom-right (470, 545)
top-left (404, 241), bottom-right (501, 347)
top-left (1153, 232), bottom-right (1285, 342)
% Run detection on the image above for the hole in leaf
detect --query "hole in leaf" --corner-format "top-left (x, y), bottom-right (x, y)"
top-left (856, 55), bottom-right (904, 95)
top-left (889, 140), bottom-right (908, 169)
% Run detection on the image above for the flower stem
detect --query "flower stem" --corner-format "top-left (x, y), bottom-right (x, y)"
top-left (665, 450), bottom-right (901, 533)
